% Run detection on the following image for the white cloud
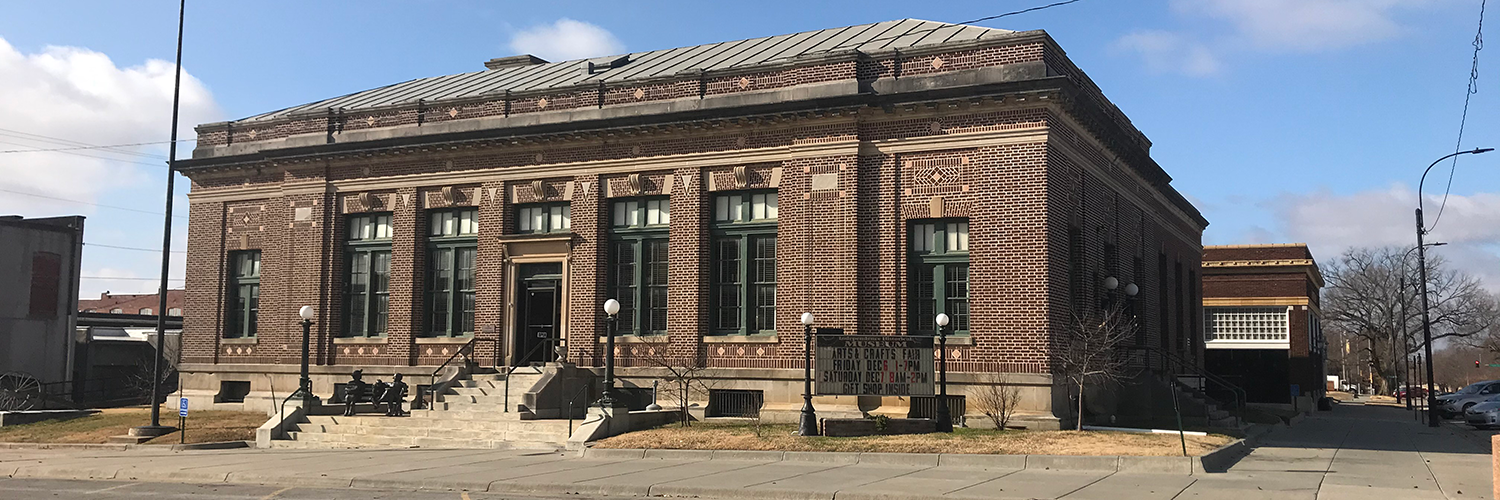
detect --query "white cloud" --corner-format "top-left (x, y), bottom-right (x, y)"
top-left (508, 19), bottom-right (624, 62)
top-left (1173, 0), bottom-right (1426, 52)
top-left (0, 36), bottom-right (221, 216)
top-left (1115, 0), bottom-right (1436, 76)
top-left (1268, 184), bottom-right (1500, 288)
top-left (1112, 30), bottom-right (1221, 76)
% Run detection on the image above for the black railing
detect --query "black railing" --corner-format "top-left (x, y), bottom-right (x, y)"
top-left (909, 395), bottom-right (966, 425)
top-left (1125, 345), bottom-right (1247, 427)
top-left (706, 389), bottom-right (763, 418)
top-left (503, 337), bottom-right (556, 413)
top-left (413, 337), bottom-right (497, 410)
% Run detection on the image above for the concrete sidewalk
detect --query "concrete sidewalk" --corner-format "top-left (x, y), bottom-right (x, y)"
top-left (0, 403), bottom-right (1490, 500)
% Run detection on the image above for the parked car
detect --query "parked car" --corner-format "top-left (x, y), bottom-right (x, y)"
top-left (1393, 387), bottom-right (1428, 400)
top-left (1436, 380), bottom-right (1500, 418)
top-left (1466, 395), bottom-right (1500, 428)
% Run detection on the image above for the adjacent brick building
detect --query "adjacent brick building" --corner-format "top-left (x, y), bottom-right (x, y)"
top-left (78, 290), bottom-right (185, 317)
top-left (1202, 244), bottom-right (1325, 406)
top-left (177, 19), bottom-right (1208, 426)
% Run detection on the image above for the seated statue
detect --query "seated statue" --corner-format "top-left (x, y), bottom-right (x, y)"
top-left (343, 370), bottom-right (367, 416)
top-left (381, 373), bottom-right (408, 417)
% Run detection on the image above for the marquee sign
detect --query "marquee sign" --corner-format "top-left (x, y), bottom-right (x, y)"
top-left (815, 335), bottom-right (935, 396)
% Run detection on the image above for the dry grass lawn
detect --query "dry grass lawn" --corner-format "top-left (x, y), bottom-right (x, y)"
top-left (0, 407), bottom-right (265, 445)
top-left (594, 423), bottom-right (1234, 456)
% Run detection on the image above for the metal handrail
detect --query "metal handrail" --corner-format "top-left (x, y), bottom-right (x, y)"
top-left (414, 336), bottom-right (497, 410)
top-left (1126, 345), bottom-right (1247, 427)
top-left (503, 338), bottom-right (556, 413)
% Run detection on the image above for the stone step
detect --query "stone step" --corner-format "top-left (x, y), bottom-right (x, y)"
top-left (299, 425), bottom-right (571, 441)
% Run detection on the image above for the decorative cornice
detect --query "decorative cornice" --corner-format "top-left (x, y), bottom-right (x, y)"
top-left (1202, 259), bottom-right (1316, 268)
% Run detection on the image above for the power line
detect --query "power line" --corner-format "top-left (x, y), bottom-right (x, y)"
top-left (0, 127), bottom-right (168, 160)
top-left (830, 0), bottom-right (1088, 50)
top-left (1430, 0), bottom-right (1486, 233)
top-left (0, 139), bottom-right (192, 155)
top-left (81, 276), bottom-right (184, 281)
top-left (0, 138), bottom-right (169, 168)
top-left (85, 242), bottom-right (186, 254)
top-left (0, 187), bottom-right (188, 219)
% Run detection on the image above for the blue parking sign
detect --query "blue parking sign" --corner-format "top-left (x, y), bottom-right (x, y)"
top-left (178, 397), bottom-right (188, 417)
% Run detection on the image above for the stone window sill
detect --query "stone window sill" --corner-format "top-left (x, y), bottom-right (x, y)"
top-left (597, 335), bottom-right (670, 344)
top-left (703, 335), bottom-right (779, 344)
top-left (333, 337), bottom-right (388, 344)
top-left (415, 337), bottom-right (474, 344)
top-left (220, 337), bottom-right (258, 345)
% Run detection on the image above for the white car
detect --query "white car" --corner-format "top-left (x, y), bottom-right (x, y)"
top-left (1466, 396), bottom-right (1500, 428)
top-left (1437, 380), bottom-right (1500, 418)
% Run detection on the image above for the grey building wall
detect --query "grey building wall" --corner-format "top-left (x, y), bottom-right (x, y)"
top-left (0, 215), bottom-right (85, 389)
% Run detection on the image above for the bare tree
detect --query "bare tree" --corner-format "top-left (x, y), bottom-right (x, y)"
top-left (1323, 247), bottom-right (1497, 394)
top-left (1048, 303), bottom-right (1137, 431)
top-left (631, 337), bottom-right (717, 427)
top-left (971, 373), bottom-right (1023, 430)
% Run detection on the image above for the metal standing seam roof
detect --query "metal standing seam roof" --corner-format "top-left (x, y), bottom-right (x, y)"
top-left (236, 19), bottom-right (1014, 123)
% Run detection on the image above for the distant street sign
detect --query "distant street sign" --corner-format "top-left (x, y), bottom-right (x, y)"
top-left (815, 335), bottom-right (934, 396)
top-left (178, 397), bottom-right (188, 417)
top-left (1290, 384), bottom-right (1300, 398)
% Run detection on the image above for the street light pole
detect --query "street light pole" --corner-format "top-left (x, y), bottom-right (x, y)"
top-left (297, 306), bottom-right (317, 409)
top-left (1416, 147), bottom-right (1492, 427)
top-left (600, 299), bottom-right (620, 407)
top-left (934, 313), bottom-right (952, 433)
top-left (799, 312), bottom-right (819, 436)
top-left (138, 0), bottom-right (187, 438)
top-left (1399, 242), bottom-right (1444, 411)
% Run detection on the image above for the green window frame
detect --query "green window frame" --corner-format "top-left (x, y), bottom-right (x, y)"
top-left (609, 197), bottom-right (669, 336)
top-left (711, 192), bottom-right (777, 336)
top-left (426, 208), bottom-right (477, 337)
top-left (910, 219), bottom-right (969, 336)
top-left (226, 250), bottom-right (260, 338)
top-left (344, 213), bottom-right (392, 337)
top-left (515, 203), bottom-right (571, 234)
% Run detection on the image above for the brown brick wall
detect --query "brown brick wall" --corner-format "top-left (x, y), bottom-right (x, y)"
top-left (180, 37), bottom-right (1207, 404)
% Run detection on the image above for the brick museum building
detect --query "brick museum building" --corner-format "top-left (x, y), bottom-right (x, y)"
top-left (1201, 244), bottom-right (1326, 407)
top-left (177, 19), bottom-right (1208, 428)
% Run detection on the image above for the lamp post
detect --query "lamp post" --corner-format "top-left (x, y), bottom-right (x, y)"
top-left (799, 312), bottom-right (819, 436)
top-left (296, 305), bottom-right (317, 410)
top-left (1416, 147), bottom-right (1492, 426)
top-left (1399, 242), bottom-right (1445, 410)
top-left (934, 313), bottom-right (953, 433)
top-left (600, 299), bottom-right (620, 407)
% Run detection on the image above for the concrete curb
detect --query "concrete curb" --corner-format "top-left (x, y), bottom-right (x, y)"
top-left (583, 447), bottom-right (1237, 474)
top-left (0, 442), bottom-right (131, 451)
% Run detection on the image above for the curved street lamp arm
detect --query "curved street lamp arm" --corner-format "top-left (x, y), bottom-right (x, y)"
top-left (1418, 148), bottom-right (1495, 218)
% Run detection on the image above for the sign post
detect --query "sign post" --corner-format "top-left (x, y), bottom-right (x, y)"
top-left (815, 335), bottom-right (935, 397)
top-left (177, 397), bottom-right (188, 444)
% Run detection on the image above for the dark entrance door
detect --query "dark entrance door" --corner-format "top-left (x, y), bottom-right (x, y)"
top-left (515, 263), bottom-right (562, 366)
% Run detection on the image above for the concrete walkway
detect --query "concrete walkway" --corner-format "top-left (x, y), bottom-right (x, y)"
top-left (0, 402), bottom-right (1490, 500)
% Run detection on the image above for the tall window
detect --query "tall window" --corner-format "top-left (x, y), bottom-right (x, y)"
top-left (226, 250), bottom-right (260, 338)
top-left (427, 208), bottom-right (477, 337)
top-left (712, 192), bottom-right (777, 336)
top-left (345, 214), bottom-right (392, 337)
top-left (910, 220), bottom-right (969, 336)
top-left (610, 198), bottom-right (669, 336)
top-left (515, 203), bottom-right (570, 233)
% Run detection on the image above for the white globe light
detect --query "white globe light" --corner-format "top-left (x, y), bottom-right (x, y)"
top-left (1103, 277), bottom-right (1119, 290)
top-left (298, 305), bottom-right (315, 321)
top-left (603, 299), bottom-right (621, 316)
top-left (800, 312), bottom-right (814, 326)
top-left (1124, 283), bottom-right (1139, 297)
top-left (935, 313), bottom-right (950, 327)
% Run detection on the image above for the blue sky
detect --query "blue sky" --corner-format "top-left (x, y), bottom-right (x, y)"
top-left (1, 0), bottom-right (1498, 298)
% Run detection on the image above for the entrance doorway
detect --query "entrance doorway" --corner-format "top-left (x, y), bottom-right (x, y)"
top-left (514, 263), bottom-right (562, 366)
